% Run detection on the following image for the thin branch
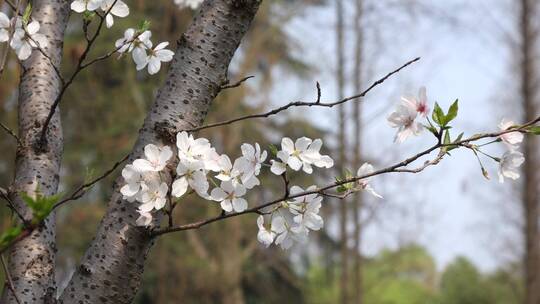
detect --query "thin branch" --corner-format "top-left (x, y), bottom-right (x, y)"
top-left (52, 154), bottom-right (129, 211)
top-left (153, 115), bottom-right (540, 237)
top-left (38, 0), bottom-right (120, 147)
top-left (0, 121), bottom-right (21, 146)
top-left (182, 57), bottom-right (420, 133)
top-left (0, 187), bottom-right (27, 225)
top-left (1, 254), bottom-right (21, 304)
top-left (220, 75), bottom-right (254, 90)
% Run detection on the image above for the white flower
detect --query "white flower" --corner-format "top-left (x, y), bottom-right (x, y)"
top-left (256, 216), bottom-right (276, 247)
top-left (236, 143), bottom-right (267, 182)
top-left (139, 181), bottom-right (168, 212)
top-left (211, 181), bottom-right (248, 212)
top-left (136, 42), bottom-right (174, 75)
top-left (271, 137), bottom-right (333, 175)
top-left (100, 0), bottom-right (129, 28)
top-left (401, 86), bottom-right (430, 117)
top-left (387, 96), bottom-right (424, 143)
top-left (498, 151), bottom-right (525, 183)
top-left (135, 210), bottom-right (153, 227)
top-left (176, 132), bottom-right (221, 172)
top-left (288, 186), bottom-right (324, 233)
top-left (0, 12), bottom-right (10, 42)
top-left (498, 118), bottom-right (523, 150)
top-left (215, 155), bottom-right (240, 182)
top-left (174, 0), bottom-right (203, 9)
top-left (10, 20), bottom-right (48, 61)
top-left (273, 215), bottom-right (296, 250)
top-left (171, 160), bottom-right (209, 198)
top-left (71, 0), bottom-right (104, 12)
top-left (133, 144), bottom-right (172, 172)
top-left (120, 164), bottom-right (143, 201)
top-left (356, 163), bottom-right (383, 198)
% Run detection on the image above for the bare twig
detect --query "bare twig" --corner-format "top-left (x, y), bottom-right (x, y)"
top-left (52, 154), bottom-right (129, 211)
top-left (0, 121), bottom-right (21, 146)
top-left (182, 57), bottom-right (420, 133)
top-left (0, 187), bottom-right (27, 225)
top-left (1, 254), bottom-right (21, 304)
top-left (220, 75), bottom-right (254, 90)
top-left (153, 115), bottom-right (540, 236)
top-left (38, 0), bottom-right (120, 147)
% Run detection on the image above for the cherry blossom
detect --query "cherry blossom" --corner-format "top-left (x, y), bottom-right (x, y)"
top-left (402, 86), bottom-right (430, 117)
top-left (174, 0), bottom-right (203, 10)
top-left (356, 163), bottom-right (383, 198)
top-left (0, 12), bottom-right (10, 43)
top-left (136, 210), bottom-right (153, 227)
top-left (236, 143), bottom-right (267, 182)
top-left (273, 215), bottom-right (299, 250)
top-left (176, 132), bottom-right (220, 172)
top-left (211, 181), bottom-right (248, 212)
top-left (100, 0), bottom-right (130, 28)
top-left (288, 186), bottom-right (324, 234)
top-left (133, 144), bottom-right (172, 172)
top-left (10, 20), bottom-right (48, 60)
top-left (498, 118), bottom-right (523, 150)
top-left (270, 137), bottom-right (333, 175)
top-left (136, 42), bottom-right (174, 75)
top-left (498, 151), bottom-right (525, 183)
top-left (387, 96), bottom-right (424, 143)
top-left (71, 0), bottom-right (104, 13)
top-left (256, 216), bottom-right (276, 247)
top-left (139, 181), bottom-right (168, 212)
top-left (171, 160), bottom-right (209, 198)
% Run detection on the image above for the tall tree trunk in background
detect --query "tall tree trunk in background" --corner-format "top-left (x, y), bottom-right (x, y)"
top-left (352, 0), bottom-right (364, 303)
top-left (1, 1), bottom-right (70, 303)
top-left (519, 1), bottom-right (540, 304)
top-left (336, 0), bottom-right (349, 303)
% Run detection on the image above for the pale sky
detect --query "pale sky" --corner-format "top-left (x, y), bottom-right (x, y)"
top-left (268, 0), bottom-right (521, 271)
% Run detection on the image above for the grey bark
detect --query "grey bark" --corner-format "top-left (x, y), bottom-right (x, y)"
top-left (58, 1), bottom-right (260, 303)
top-left (336, 0), bottom-right (349, 303)
top-left (1, 1), bottom-right (70, 303)
top-left (519, 1), bottom-right (540, 303)
top-left (352, 0), bottom-right (363, 303)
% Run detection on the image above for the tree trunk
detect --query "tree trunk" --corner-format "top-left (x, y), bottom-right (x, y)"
top-left (352, 0), bottom-right (364, 303)
top-left (336, 0), bottom-right (348, 303)
top-left (520, 1), bottom-right (540, 303)
top-left (1, 1), bottom-right (70, 303)
top-left (58, 1), bottom-right (261, 303)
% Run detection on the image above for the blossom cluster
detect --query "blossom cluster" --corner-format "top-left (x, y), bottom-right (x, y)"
top-left (71, 0), bottom-right (129, 28)
top-left (387, 87), bottom-right (525, 183)
top-left (70, 0), bottom-right (173, 75)
top-left (0, 13), bottom-right (48, 61)
top-left (121, 131), bottom-right (272, 226)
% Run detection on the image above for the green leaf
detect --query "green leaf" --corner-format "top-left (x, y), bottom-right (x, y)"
top-left (454, 132), bottom-right (464, 143)
top-left (82, 11), bottom-right (96, 21)
top-left (138, 20), bottom-right (151, 31)
top-left (432, 102), bottom-right (444, 126)
top-left (528, 126), bottom-right (540, 135)
top-left (444, 99), bottom-right (459, 125)
top-left (269, 144), bottom-right (278, 157)
top-left (0, 226), bottom-right (22, 248)
top-left (426, 125), bottom-right (438, 137)
top-left (22, 3), bottom-right (32, 25)
top-left (21, 191), bottom-right (62, 223)
top-left (444, 130), bottom-right (451, 145)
